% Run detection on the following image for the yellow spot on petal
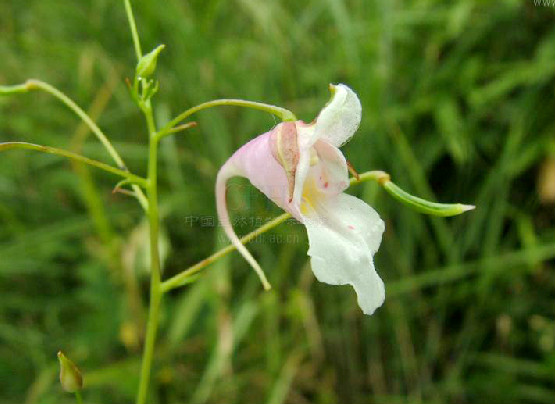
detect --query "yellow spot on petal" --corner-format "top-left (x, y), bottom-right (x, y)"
top-left (310, 148), bottom-right (319, 166)
top-left (300, 177), bottom-right (319, 215)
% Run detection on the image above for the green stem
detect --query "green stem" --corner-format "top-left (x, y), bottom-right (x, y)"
top-left (3, 79), bottom-right (148, 211)
top-left (123, 0), bottom-right (143, 60)
top-left (158, 99), bottom-right (297, 139)
top-left (160, 170), bottom-right (474, 293)
top-left (355, 170), bottom-right (391, 184)
top-left (120, 2), bottom-right (163, 402)
top-left (136, 136), bottom-right (162, 404)
top-left (160, 213), bottom-right (291, 293)
top-left (136, 130), bottom-right (162, 404)
top-left (156, 121), bottom-right (197, 141)
top-left (0, 83), bottom-right (28, 94)
top-left (136, 83), bottom-right (162, 404)
top-left (74, 391), bottom-right (83, 404)
top-left (26, 80), bottom-right (124, 167)
top-left (0, 142), bottom-right (147, 187)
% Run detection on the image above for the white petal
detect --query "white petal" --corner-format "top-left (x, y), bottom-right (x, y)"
top-left (315, 84), bottom-right (362, 147)
top-left (312, 140), bottom-right (349, 196)
top-left (331, 192), bottom-right (385, 254)
top-left (302, 193), bottom-right (385, 314)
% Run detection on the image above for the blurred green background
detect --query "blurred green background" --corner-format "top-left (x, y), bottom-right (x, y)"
top-left (1, 0), bottom-right (554, 403)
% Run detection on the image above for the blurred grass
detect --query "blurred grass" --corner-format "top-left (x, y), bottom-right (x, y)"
top-left (1, 0), bottom-right (554, 403)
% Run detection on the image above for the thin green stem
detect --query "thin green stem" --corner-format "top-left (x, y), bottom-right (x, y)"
top-left (74, 391), bottom-right (83, 404)
top-left (144, 101), bottom-right (157, 137)
top-left (0, 83), bottom-right (28, 94)
top-left (136, 122), bottom-right (162, 404)
top-left (158, 99), bottom-right (297, 139)
top-left (135, 50), bottom-right (163, 404)
top-left (5, 79), bottom-right (148, 210)
top-left (26, 80), bottom-right (125, 168)
top-left (160, 213), bottom-right (291, 293)
top-left (121, 2), bottom-right (163, 402)
top-left (123, 0), bottom-right (143, 60)
top-left (354, 170), bottom-right (391, 185)
top-left (156, 121), bottom-right (197, 141)
top-left (0, 142), bottom-right (147, 187)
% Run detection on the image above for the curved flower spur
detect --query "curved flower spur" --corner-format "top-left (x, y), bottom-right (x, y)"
top-left (216, 84), bottom-right (386, 315)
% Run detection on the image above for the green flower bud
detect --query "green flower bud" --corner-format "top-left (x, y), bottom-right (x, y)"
top-left (136, 44), bottom-right (165, 78)
top-left (57, 351), bottom-right (83, 393)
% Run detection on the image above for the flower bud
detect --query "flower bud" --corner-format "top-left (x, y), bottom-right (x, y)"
top-left (57, 351), bottom-right (83, 393)
top-left (538, 156), bottom-right (555, 203)
top-left (136, 44), bottom-right (165, 78)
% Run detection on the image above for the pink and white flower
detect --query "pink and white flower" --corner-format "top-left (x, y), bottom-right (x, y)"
top-left (216, 84), bottom-right (385, 315)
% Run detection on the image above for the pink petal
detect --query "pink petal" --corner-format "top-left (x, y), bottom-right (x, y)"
top-left (221, 127), bottom-right (302, 220)
top-left (215, 125), bottom-right (303, 289)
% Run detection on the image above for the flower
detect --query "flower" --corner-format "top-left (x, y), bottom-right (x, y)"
top-left (216, 84), bottom-right (385, 315)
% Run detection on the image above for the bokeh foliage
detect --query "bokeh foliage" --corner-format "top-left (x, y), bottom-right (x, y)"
top-left (0, 0), bottom-right (554, 403)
